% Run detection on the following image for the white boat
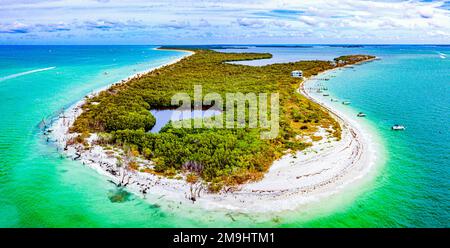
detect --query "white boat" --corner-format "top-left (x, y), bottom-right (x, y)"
top-left (357, 112), bottom-right (366, 117)
top-left (392, 125), bottom-right (406, 131)
top-left (331, 98), bottom-right (339, 102)
top-left (342, 101), bottom-right (351, 105)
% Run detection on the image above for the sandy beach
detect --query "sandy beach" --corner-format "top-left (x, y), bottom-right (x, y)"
top-left (48, 55), bottom-right (380, 213)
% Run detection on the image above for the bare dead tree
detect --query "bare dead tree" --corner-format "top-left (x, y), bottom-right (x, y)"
top-left (117, 151), bottom-right (135, 187)
top-left (182, 161), bottom-right (204, 174)
top-left (195, 183), bottom-right (203, 198)
top-left (188, 184), bottom-right (196, 203)
top-left (187, 181), bottom-right (204, 203)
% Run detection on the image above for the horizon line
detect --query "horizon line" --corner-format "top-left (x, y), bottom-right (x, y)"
top-left (1, 43), bottom-right (449, 46)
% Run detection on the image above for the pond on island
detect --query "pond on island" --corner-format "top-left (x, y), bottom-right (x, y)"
top-left (149, 109), bottom-right (222, 133)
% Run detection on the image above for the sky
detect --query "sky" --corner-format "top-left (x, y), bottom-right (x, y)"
top-left (1, 0), bottom-right (450, 45)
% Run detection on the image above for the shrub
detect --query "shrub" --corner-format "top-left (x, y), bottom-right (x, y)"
top-left (186, 173), bottom-right (199, 184)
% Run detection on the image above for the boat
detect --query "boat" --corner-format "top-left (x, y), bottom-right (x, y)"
top-left (357, 112), bottom-right (366, 117)
top-left (331, 98), bottom-right (339, 102)
top-left (342, 101), bottom-right (351, 105)
top-left (316, 89), bottom-right (323, 93)
top-left (391, 125), bottom-right (406, 131)
top-left (323, 93), bottom-right (330, 96)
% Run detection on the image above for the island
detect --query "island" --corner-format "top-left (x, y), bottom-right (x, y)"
top-left (49, 47), bottom-right (376, 212)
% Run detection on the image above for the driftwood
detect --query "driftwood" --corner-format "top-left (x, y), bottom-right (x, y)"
top-left (74, 152), bottom-right (81, 160)
top-left (118, 167), bottom-right (131, 187)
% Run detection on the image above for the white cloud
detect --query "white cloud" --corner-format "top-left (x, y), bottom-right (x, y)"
top-left (298, 16), bottom-right (316, 26)
top-left (236, 18), bottom-right (266, 28)
top-left (0, 21), bottom-right (32, 33)
top-left (0, 0), bottom-right (449, 43)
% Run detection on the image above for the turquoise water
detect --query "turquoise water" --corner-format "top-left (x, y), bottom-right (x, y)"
top-left (150, 109), bottom-right (222, 133)
top-left (305, 47), bottom-right (450, 227)
top-left (0, 45), bottom-right (448, 227)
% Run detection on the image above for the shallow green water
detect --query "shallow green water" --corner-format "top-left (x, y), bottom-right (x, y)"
top-left (0, 45), bottom-right (448, 227)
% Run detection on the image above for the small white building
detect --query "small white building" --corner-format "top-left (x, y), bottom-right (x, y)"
top-left (291, 70), bottom-right (303, 78)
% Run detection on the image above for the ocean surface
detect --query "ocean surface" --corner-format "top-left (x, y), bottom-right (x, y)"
top-left (0, 45), bottom-right (448, 227)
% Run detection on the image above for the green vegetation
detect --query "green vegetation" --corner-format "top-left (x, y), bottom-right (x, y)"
top-left (71, 48), bottom-right (374, 189)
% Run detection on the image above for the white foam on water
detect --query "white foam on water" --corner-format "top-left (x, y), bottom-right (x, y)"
top-left (0, 67), bottom-right (56, 82)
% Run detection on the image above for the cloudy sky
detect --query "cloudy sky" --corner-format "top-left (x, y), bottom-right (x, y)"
top-left (1, 0), bottom-right (450, 44)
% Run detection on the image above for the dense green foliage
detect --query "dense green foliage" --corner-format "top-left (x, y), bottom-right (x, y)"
top-left (71, 49), bottom-right (374, 187)
top-left (110, 127), bottom-right (274, 184)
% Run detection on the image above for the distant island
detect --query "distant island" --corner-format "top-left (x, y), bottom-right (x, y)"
top-left (49, 48), bottom-right (375, 211)
top-left (327, 45), bottom-right (365, 48)
top-left (254, 45), bottom-right (314, 48)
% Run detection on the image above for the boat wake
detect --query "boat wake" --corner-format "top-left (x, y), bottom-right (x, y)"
top-left (0, 67), bottom-right (56, 82)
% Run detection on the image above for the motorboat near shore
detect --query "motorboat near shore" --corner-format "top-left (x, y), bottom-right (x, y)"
top-left (331, 98), bottom-right (339, 102)
top-left (323, 93), bottom-right (330, 96)
top-left (392, 125), bottom-right (406, 131)
top-left (342, 101), bottom-right (351, 105)
top-left (357, 112), bottom-right (366, 117)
